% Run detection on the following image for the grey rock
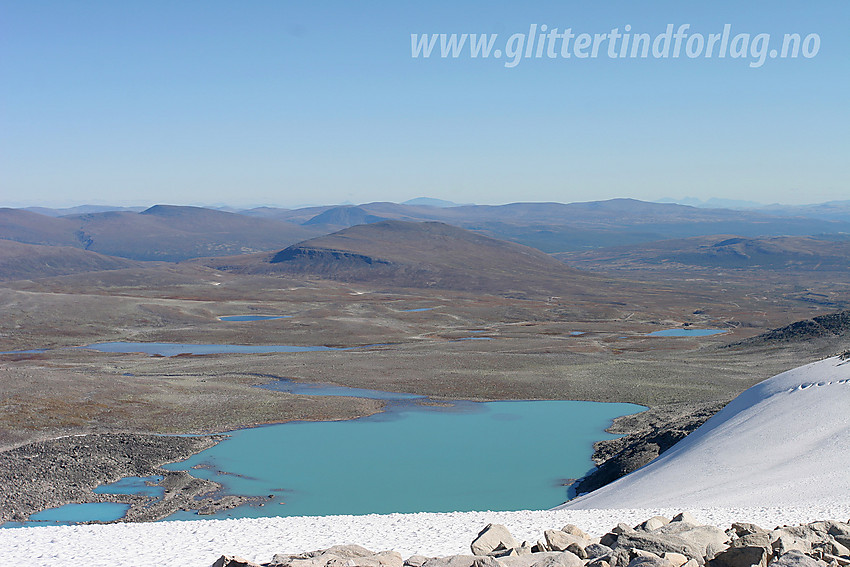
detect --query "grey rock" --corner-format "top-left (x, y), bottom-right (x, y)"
top-left (606, 531), bottom-right (703, 561)
top-left (405, 556), bottom-right (432, 567)
top-left (826, 539), bottom-right (850, 556)
top-left (270, 557), bottom-right (327, 567)
top-left (544, 530), bottom-right (588, 553)
top-left (772, 531), bottom-right (817, 556)
top-left (495, 543), bottom-right (533, 557)
top-left (769, 550), bottom-right (827, 567)
top-left (423, 556), bottom-right (494, 567)
top-left (672, 513), bottom-right (700, 525)
top-left (609, 549), bottom-right (634, 567)
top-left (472, 524), bottom-right (520, 556)
top-left (562, 525), bottom-right (591, 540)
top-left (663, 553), bottom-right (690, 567)
top-left (566, 543), bottom-right (587, 559)
top-left (708, 546), bottom-right (770, 567)
top-left (531, 551), bottom-right (584, 567)
top-left (731, 535), bottom-right (773, 550)
top-left (638, 518), bottom-right (673, 532)
top-left (211, 556), bottom-right (262, 567)
top-left (602, 527), bottom-right (637, 548)
top-left (585, 544), bottom-right (614, 559)
top-left (630, 550), bottom-right (663, 560)
top-left (533, 540), bottom-right (550, 553)
top-left (820, 554), bottom-right (850, 567)
top-left (627, 557), bottom-right (675, 567)
top-left (656, 524), bottom-right (730, 559)
top-left (732, 525), bottom-right (769, 538)
top-left (499, 552), bottom-right (573, 567)
top-left (587, 561), bottom-right (611, 567)
top-left (295, 545), bottom-right (377, 560)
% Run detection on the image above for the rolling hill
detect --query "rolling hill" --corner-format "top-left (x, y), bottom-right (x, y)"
top-left (203, 220), bottom-right (609, 296)
top-left (555, 234), bottom-right (850, 271)
top-left (0, 239), bottom-right (145, 281)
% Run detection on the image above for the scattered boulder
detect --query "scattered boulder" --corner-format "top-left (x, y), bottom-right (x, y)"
top-left (639, 518), bottom-right (673, 532)
top-left (543, 530), bottom-right (588, 553)
top-left (585, 544), bottom-right (614, 559)
top-left (708, 546), bottom-right (770, 567)
top-left (471, 524), bottom-right (520, 556)
top-left (562, 525), bottom-right (590, 540)
top-left (627, 556), bottom-right (676, 567)
top-left (673, 513), bottom-right (700, 526)
top-left (212, 557), bottom-right (262, 567)
top-left (731, 524), bottom-right (768, 538)
top-left (422, 556), bottom-right (496, 567)
top-left (769, 550), bottom-right (827, 567)
top-left (212, 518), bottom-right (850, 567)
top-left (663, 552), bottom-right (690, 567)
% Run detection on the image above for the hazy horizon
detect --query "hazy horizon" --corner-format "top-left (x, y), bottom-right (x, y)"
top-left (2, 195), bottom-right (849, 212)
top-left (2, 2), bottom-right (847, 208)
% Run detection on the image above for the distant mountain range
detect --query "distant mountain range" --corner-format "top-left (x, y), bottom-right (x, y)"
top-left (0, 205), bottom-right (322, 262)
top-left (2, 198), bottom-right (850, 283)
top-left (556, 234), bottom-right (850, 272)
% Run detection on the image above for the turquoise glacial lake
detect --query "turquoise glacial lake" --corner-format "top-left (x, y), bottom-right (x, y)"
top-left (161, 399), bottom-right (642, 520)
top-left (1, 377), bottom-right (642, 526)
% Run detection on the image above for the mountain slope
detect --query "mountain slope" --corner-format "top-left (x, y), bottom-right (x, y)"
top-left (0, 239), bottom-right (145, 281)
top-left (560, 356), bottom-right (850, 508)
top-left (0, 208), bottom-right (83, 247)
top-left (66, 205), bottom-right (324, 261)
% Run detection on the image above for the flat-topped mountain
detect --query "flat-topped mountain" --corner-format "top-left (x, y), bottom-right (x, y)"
top-left (205, 220), bottom-right (603, 295)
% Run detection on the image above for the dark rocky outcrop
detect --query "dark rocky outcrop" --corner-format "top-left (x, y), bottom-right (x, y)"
top-left (572, 402), bottom-right (726, 496)
top-left (727, 310), bottom-right (850, 348)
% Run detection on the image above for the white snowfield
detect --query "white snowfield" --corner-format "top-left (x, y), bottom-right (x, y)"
top-left (2, 356), bottom-right (849, 567)
top-left (560, 355), bottom-right (850, 509)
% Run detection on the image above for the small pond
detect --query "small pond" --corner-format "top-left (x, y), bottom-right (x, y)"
top-left (218, 315), bottom-right (291, 322)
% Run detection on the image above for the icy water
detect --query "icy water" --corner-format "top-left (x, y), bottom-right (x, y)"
top-left (94, 475), bottom-right (165, 499)
top-left (3, 503), bottom-right (131, 527)
top-left (646, 329), bottom-right (727, 337)
top-left (161, 399), bottom-right (642, 520)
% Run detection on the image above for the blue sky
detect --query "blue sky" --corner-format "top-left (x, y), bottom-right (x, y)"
top-left (1, 1), bottom-right (847, 207)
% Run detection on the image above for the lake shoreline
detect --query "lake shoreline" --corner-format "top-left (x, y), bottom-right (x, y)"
top-left (0, 394), bottom-right (704, 526)
top-left (0, 432), bottom-right (241, 525)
